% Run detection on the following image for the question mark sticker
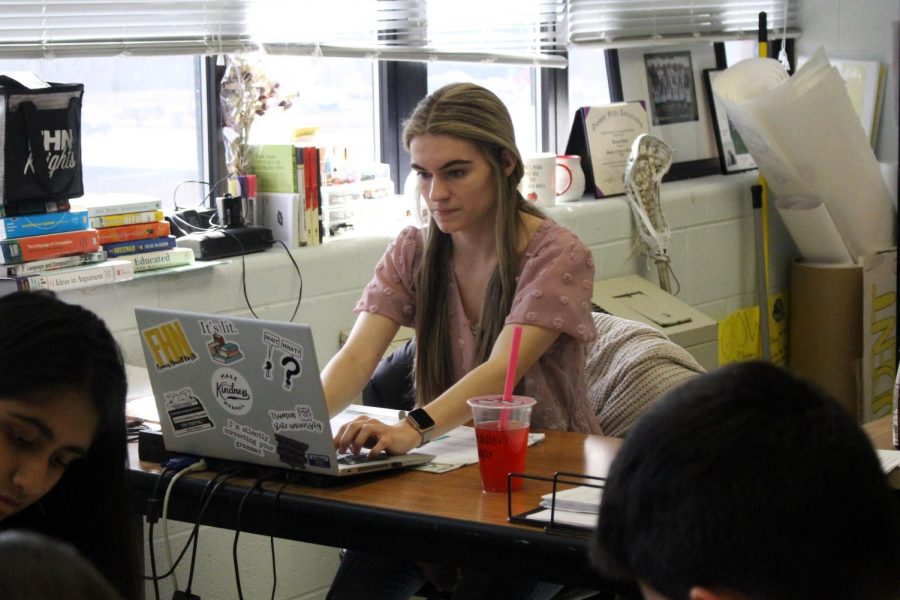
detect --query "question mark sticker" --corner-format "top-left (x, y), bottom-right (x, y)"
top-left (281, 355), bottom-right (301, 391)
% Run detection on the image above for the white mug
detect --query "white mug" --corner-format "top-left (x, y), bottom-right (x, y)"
top-left (555, 155), bottom-right (586, 203)
top-left (520, 153), bottom-right (557, 208)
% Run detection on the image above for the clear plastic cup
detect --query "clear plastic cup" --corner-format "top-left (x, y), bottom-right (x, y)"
top-left (466, 395), bottom-right (536, 493)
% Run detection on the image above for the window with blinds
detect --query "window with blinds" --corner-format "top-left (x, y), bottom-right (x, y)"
top-left (567, 0), bottom-right (800, 48)
top-left (0, 0), bottom-right (252, 57)
top-left (2, 0), bottom-right (567, 66)
top-left (0, 0), bottom-right (573, 214)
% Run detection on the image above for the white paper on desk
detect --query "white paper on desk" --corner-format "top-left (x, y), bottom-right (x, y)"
top-left (712, 48), bottom-right (894, 262)
top-left (775, 197), bottom-right (854, 264)
top-left (331, 405), bottom-right (405, 430)
top-left (877, 449), bottom-right (900, 474)
top-left (330, 406), bottom-right (545, 474)
top-left (525, 508), bottom-right (597, 530)
top-left (539, 485), bottom-right (602, 514)
top-left (412, 426), bottom-right (546, 474)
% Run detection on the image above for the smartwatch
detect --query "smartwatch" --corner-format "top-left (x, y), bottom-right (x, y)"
top-left (405, 408), bottom-right (436, 447)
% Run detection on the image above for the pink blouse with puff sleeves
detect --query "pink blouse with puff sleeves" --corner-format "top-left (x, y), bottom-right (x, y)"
top-left (354, 219), bottom-right (600, 434)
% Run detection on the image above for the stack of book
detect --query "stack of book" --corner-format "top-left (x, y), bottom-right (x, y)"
top-left (0, 206), bottom-right (133, 294)
top-left (249, 143), bottom-right (323, 247)
top-left (71, 194), bottom-right (195, 273)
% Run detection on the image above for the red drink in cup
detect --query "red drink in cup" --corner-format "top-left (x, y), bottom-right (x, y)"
top-left (467, 396), bottom-right (536, 493)
top-left (474, 419), bottom-right (530, 492)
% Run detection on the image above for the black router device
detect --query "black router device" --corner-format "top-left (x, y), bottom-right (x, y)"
top-left (176, 226), bottom-right (274, 260)
top-left (169, 194), bottom-right (274, 260)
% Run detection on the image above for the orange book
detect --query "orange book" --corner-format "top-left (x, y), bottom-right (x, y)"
top-left (0, 228), bottom-right (100, 265)
top-left (97, 220), bottom-right (170, 245)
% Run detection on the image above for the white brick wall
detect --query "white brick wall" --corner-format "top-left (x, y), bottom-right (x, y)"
top-left (58, 172), bottom-right (790, 373)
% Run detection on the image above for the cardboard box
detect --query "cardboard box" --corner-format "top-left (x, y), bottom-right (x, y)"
top-left (790, 248), bottom-right (897, 423)
top-left (862, 249), bottom-right (897, 423)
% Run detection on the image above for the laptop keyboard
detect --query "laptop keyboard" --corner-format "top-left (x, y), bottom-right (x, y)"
top-left (337, 452), bottom-right (391, 465)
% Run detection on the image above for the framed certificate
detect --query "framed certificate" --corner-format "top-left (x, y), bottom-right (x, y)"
top-left (703, 68), bottom-right (758, 174)
top-left (564, 102), bottom-right (650, 198)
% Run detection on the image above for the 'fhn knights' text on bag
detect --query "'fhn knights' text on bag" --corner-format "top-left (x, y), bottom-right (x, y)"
top-left (0, 72), bottom-right (83, 216)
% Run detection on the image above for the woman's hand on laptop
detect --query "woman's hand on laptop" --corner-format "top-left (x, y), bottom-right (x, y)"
top-left (333, 416), bottom-right (420, 456)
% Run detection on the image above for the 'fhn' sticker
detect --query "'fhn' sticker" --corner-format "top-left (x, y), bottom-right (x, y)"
top-left (164, 387), bottom-right (214, 436)
top-left (211, 367), bottom-right (252, 415)
top-left (142, 319), bottom-right (198, 371)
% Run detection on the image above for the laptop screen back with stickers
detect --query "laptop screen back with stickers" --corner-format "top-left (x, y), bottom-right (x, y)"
top-left (134, 307), bottom-right (432, 477)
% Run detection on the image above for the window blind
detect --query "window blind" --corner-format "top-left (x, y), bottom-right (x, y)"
top-left (568, 0), bottom-right (800, 48)
top-left (0, 0), bottom-right (567, 67)
top-left (257, 0), bottom-right (566, 67)
top-left (0, 1), bottom-right (254, 58)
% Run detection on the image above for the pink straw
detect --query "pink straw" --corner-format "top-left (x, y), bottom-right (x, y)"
top-left (501, 325), bottom-right (523, 428)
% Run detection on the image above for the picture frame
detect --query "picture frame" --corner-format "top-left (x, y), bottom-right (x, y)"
top-left (616, 44), bottom-right (719, 176)
top-left (703, 68), bottom-right (758, 174)
top-left (644, 50), bottom-right (699, 126)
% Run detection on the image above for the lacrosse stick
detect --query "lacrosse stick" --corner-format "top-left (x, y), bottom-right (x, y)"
top-left (624, 133), bottom-right (677, 294)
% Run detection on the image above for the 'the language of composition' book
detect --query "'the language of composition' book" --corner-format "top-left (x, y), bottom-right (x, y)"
top-left (70, 193), bottom-right (163, 218)
top-left (0, 258), bottom-right (134, 295)
top-left (0, 229), bottom-right (100, 265)
top-left (2, 250), bottom-right (107, 277)
top-left (120, 247), bottom-right (194, 272)
top-left (102, 235), bottom-right (176, 257)
top-left (0, 210), bottom-right (89, 240)
top-left (89, 209), bottom-right (164, 229)
top-left (97, 220), bottom-right (171, 245)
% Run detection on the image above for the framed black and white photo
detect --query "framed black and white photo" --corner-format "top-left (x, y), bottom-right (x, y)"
top-left (703, 68), bottom-right (758, 174)
top-left (644, 51), bottom-right (699, 125)
top-left (616, 44), bottom-right (719, 176)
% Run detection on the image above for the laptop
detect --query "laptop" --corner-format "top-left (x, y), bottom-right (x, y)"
top-left (134, 307), bottom-right (433, 478)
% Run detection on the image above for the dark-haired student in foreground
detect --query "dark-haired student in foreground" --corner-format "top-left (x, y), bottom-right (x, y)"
top-left (0, 530), bottom-right (123, 600)
top-left (0, 291), bottom-right (141, 599)
top-left (593, 361), bottom-right (900, 600)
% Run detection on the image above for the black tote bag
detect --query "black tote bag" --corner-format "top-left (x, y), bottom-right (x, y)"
top-left (0, 75), bottom-right (84, 213)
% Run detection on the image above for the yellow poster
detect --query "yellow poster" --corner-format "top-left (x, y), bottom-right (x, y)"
top-left (718, 291), bottom-right (789, 367)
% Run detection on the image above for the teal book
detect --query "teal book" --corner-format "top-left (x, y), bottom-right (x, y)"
top-left (0, 210), bottom-right (89, 240)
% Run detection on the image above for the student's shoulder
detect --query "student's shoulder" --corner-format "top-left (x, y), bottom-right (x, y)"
top-left (383, 226), bottom-right (425, 267)
top-left (387, 225), bottom-right (423, 250)
top-left (528, 217), bottom-right (589, 253)
top-left (392, 225), bottom-right (423, 243)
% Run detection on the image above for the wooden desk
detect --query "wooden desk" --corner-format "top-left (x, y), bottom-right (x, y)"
top-left (128, 415), bottom-right (896, 588)
top-left (863, 414), bottom-right (896, 451)
top-left (128, 430), bottom-right (622, 588)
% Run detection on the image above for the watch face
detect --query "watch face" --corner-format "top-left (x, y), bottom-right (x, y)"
top-left (409, 408), bottom-right (435, 430)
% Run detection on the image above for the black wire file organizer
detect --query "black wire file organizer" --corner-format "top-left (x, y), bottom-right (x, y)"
top-left (506, 471), bottom-right (605, 538)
